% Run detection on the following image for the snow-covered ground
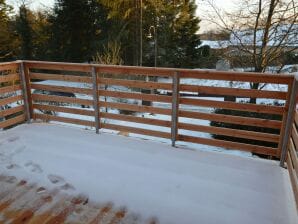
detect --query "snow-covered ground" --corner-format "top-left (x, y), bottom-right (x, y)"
top-left (0, 123), bottom-right (297, 224)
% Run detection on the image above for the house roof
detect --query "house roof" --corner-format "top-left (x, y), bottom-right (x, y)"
top-left (230, 24), bottom-right (298, 47)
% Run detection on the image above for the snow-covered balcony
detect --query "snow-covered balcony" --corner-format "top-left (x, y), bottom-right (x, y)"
top-left (0, 61), bottom-right (297, 223)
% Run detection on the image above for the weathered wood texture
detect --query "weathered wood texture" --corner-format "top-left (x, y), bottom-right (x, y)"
top-left (0, 175), bottom-right (158, 224)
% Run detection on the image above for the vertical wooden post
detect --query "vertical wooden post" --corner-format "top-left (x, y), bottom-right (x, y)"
top-left (19, 62), bottom-right (31, 123)
top-left (171, 71), bottom-right (180, 147)
top-left (92, 66), bottom-right (100, 134)
top-left (280, 75), bottom-right (298, 167)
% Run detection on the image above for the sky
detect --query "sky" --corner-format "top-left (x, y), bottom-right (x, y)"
top-left (7, 0), bottom-right (235, 33)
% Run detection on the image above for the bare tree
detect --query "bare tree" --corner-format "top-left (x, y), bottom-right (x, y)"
top-left (201, 0), bottom-right (298, 96)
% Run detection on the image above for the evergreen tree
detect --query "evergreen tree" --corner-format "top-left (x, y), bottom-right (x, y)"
top-left (49, 0), bottom-right (108, 62)
top-left (16, 4), bottom-right (33, 60)
top-left (101, 0), bottom-right (202, 68)
top-left (0, 0), bottom-right (14, 61)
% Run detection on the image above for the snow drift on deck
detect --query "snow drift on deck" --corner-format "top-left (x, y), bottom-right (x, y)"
top-left (0, 123), bottom-right (297, 224)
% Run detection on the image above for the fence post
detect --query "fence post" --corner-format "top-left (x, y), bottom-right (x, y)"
top-left (171, 71), bottom-right (180, 147)
top-left (280, 75), bottom-right (298, 167)
top-left (19, 61), bottom-right (31, 123)
top-left (92, 66), bottom-right (100, 134)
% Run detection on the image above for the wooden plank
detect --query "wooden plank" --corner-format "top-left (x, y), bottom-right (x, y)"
top-left (99, 78), bottom-right (172, 90)
top-left (291, 123), bottom-right (298, 149)
top-left (0, 85), bottom-right (22, 94)
top-left (0, 62), bottom-right (19, 71)
top-left (99, 89), bottom-right (172, 103)
top-left (0, 74), bottom-right (20, 83)
top-left (101, 123), bottom-right (171, 139)
top-left (30, 72), bottom-right (92, 83)
top-left (289, 139), bottom-right (298, 174)
top-left (19, 62), bottom-right (31, 123)
top-left (179, 69), bottom-right (293, 84)
top-left (0, 114), bottom-right (25, 129)
top-left (295, 111), bottom-right (298, 126)
top-left (171, 72), bottom-right (180, 146)
top-left (94, 64), bottom-right (174, 77)
top-left (32, 94), bottom-right (93, 106)
top-left (0, 95), bottom-right (23, 106)
top-left (179, 84), bottom-right (287, 100)
top-left (99, 101), bottom-right (172, 115)
top-left (23, 61), bottom-right (293, 84)
top-left (0, 105), bottom-right (24, 118)
top-left (287, 151), bottom-right (298, 210)
top-left (34, 113), bottom-right (95, 127)
top-left (279, 77), bottom-right (297, 165)
top-left (22, 63), bottom-right (33, 120)
top-left (92, 66), bottom-right (100, 133)
top-left (179, 98), bottom-right (284, 115)
top-left (179, 110), bottom-right (282, 129)
top-left (33, 104), bottom-right (94, 116)
top-left (24, 61), bottom-right (91, 72)
top-left (31, 83), bottom-right (93, 95)
top-left (178, 134), bottom-right (277, 156)
top-left (178, 122), bottom-right (280, 143)
top-left (100, 112), bottom-right (171, 127)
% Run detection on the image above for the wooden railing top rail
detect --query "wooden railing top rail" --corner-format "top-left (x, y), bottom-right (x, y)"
top-left (23, 60), bottom-right (293, 83)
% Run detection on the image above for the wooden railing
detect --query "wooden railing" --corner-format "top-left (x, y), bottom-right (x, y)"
top-left (287, 109), bottom-right (298, 209)
top-left (0, 62), bottom-right (27, 129)
top-left (1, 61), bottom-right (297, 161)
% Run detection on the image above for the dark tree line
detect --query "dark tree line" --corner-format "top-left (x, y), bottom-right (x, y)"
top-left (0, 0), bottom-right (206, 68)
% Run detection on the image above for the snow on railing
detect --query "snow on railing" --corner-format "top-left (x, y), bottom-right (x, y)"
top-left (1, 60), bottom-right (298, 163)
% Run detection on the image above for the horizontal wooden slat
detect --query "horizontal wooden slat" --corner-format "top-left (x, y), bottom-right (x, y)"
top-left (180, 84), bottom-right (287, 100)
top-left (99, 78), bottom-right (172, 90)
top-left (25, 61), bottom-right (91, 72)
top-left (287, 151), bottom-right (298, 209)
top-left (31, 83), bottom-right (93, 95)
top-left (0, 114), bottom-right (25, 129)
top-left (179, 110), bottom-right (282, 129)
top-left (0, 62), bottom-right (19, 71)
top-left (178, 134), bottom-right (277, 156)
top-left (101, 123), bottom-right (171, 139)
top-left (0, 95), bottom-right (23, 106)
top-left (100, 112), bottom-right (171, 127)
top-left (99, 90), bottom-right (172, 103)
top-left (32, 94), bottom-right (93, 106)
top-left (289, 139), bottom-right (298, 174)
top-left (179, 98), bottom-right (284, 115)
top-left (30, 72), bottom-right (92, 83)
top-left (179, 70), bottom-right (293, 84)
top-left (0, 105), bottom-right (24, 118)
top-left (95, 65), bottom-right (174, 77)
top-left (33, 104), bottom-right (95, 116)
top-left (292, 123), bottom-right (298, 150)
top-left (34, 113), bottom-right (95, 126)
top-left (0, 74), bottom-right (20, 83)
top-left (0, 85), bottom-right (22, 94)
top-left (178, 122), bottom-right (280, 143)
top-left (99, 101), bottom-right (172, 115)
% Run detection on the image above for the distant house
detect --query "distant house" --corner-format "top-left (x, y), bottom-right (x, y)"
top-left (229, 24), bottom-right (298, 55)
top-left (199, 40), bottom-right (229, 50)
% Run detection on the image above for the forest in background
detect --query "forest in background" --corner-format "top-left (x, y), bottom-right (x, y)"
top-left (0, 0), bottom-right (206, 68)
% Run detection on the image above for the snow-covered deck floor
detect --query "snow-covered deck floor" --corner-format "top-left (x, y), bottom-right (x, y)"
top-left (0, 123), bottom-right (297, 224)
